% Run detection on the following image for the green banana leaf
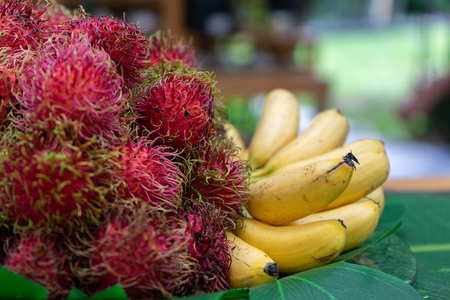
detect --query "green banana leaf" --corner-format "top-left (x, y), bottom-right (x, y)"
top-left (349, 233), bottom-right (418, 284)
top-left (180, 261), bottom-right (422, 300)
top-left (386, 192), bottom-right (450, 299)
top-left (0, 266), bottom-right (48, 300)
top-left (66, 285), bottom-right (128, 300)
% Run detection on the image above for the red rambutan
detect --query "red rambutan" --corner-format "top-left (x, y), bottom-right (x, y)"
top-left (114, 136), bottom-right (184, 211)
top-left (64, 14), bottom-right (151, 87)
top-left (135, 71), bottom-right (216, 150)
top-left (186, 138), bottom-right (250, 229)
top-left (0, 131), bottom-right (116, 232)
top-left (0, 65), bottom-right (15, 127)
top-left (148, 30), bottom-right (199, 71)
top-left (70, 205), bottom-right (194, 299)
top-left (0, 47), bottom-right (34, 128)
top-left (3, 230), bottom-right (75, 299)
top-left (0, 0), bottom-right (48, 51)
top-left (177, 200), bottom-right (232, 294)
top-left (15, 35), bottom-right (127, 146)
top-left (40, 1), bottom-right (73, 31)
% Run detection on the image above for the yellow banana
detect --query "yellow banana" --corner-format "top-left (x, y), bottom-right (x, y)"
top-left (258, 139), bottom-right (385, 179)
top-left (248, 88), bottom-right (299, 169)
top-left (248, 154), bottom-right (356, 225)
top-left (226, 231), bottom-right (279, 288)
top-left (224, 122), bottom-right (249, 160)
top-left (252, 108), bottom-right (349, 178)
top-left (356, 186), bottom-right (385, 213)
top-left (250, 139), bottom-right (389, 210)
top-left (291, 186), bottom-right (385, 252)
top-left (321, 149), bottom-right (389, 210)
top-left (235, 218), bottom-right (347, 275)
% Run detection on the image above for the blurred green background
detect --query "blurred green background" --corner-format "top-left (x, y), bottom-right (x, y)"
top-left (227, 15), bottom-right (450, 142)
top-left (214, 0), bottom-right (450, 145)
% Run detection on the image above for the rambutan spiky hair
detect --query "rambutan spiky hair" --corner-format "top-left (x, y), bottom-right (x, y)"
top-left (40, 0), bottom-right (73, 30)
top-left (136, 70), bottom-right (217, 150)
top-left (69, 204), bottom-right (195, 299)
top-left (0, 0), bottom-right (48, 51)
top-left (177, 200), bottom-right (232, 294)
top-left (0, 130), bottom-right (117, 233)
top-left (186, 138), bottom-right (251, 229)
top-left (148, 30), bottom-right (199, 72)
top-left (114, 136), bottom-right (184, 211)
top-left (65, 14), bottom-right (152, 87)
top-left (3, 230), bottom-right (75, 299)
top-left (14, 35), bottom-right (127, 147)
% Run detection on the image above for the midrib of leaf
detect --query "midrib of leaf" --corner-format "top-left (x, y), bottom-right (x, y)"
top-left (275, 280), bottom-right (285, 300)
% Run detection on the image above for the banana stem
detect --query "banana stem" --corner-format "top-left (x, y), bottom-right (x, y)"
top-left (251, 166), bottom-right (271, 178)
top-left (249, 173), bottom-right (271, 184)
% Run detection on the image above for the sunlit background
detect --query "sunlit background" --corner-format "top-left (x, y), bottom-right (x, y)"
top-left (56, 0), bottom-right (450, 180)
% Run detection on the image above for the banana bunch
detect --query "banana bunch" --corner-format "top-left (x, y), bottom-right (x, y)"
top-left (225, 88), bottom-right (390, 286)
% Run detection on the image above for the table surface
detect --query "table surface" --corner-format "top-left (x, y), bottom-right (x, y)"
top-left (383, 175), bottom-right (450, 192)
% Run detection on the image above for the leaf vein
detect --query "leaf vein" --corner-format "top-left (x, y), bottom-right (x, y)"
top-left (293, 277), bottom-right (336, 299)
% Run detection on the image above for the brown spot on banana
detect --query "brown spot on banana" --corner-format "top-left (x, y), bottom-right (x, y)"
top-left (312, 250), bottom-right (340, 262)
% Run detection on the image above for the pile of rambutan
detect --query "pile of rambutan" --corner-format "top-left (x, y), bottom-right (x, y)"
top-left (0, 1), bottom-right (251, 299)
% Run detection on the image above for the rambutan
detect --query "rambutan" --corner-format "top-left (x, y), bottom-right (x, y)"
top-left (0, 130), bottom-right (117, 233)
top-left (0, 0), bottom-right (48, 51)
top-left (135, 70), bottom-right (217, 150)
top-left (186, 138), bottom-right (251, 229)
top-left (70, 204), bottom-right (194, 299)
top-left (0, 65), bottom-right (15, 127)
top-left (0, 47), bottom-right (34, 129)
top-left (40, 0), bottom-right (73, 31)
top-left (3, 230), bottom-right (75, 299)
top-left (64, 14), bottom-right (151, 87)
top-left (14, 35), bottom-right (127, 147)
top-left (177, 200), bottom-right (232, 294)
top-left (114, 137), bottom-right (184, 211)
top-left (148, 30), bottom-right (199, 72)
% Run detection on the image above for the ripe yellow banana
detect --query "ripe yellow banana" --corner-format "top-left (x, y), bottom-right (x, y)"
top-left (252, 108), bottom-right (349, 178)
top-left (235, 218), bottom-right (347, 275)
top-left (248, 154), bottom-right (356, 225)
top-left (291, 186), bottom-right (385, 252)
top-left (248, 88), bottom-right (299, 169)
top-left (260, 139), bottom-right (385, 179)
top-left (226, 231), bottom-right (279, 288)
top-left (224, 122), bottom-right (249, 160)
top-left (321, 149), bottom-right (389, 210)
top-left (356, 185), bottom-right (385, 213)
